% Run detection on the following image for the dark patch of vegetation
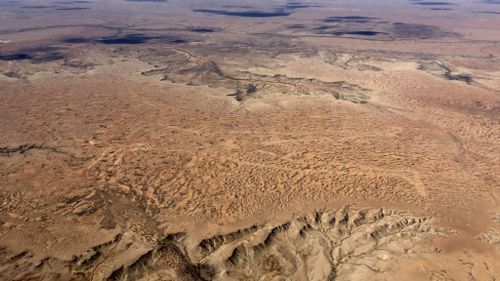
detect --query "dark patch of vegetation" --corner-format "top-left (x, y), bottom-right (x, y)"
top-left (392, 22), bottom-right (457, 39)
top-left (412, 1), bottom-right (455, 5)
top-left (328, 31), bottom-right (386, 36)
top-left (220, 5), bottom-right (252, 9)
top-left (288, 24), bottom-right (306, 29)
top-left (98, 34), bottom-right (158, 44)
top-left (56, 7), bottom-right (90, 10)
top-left (445, 73), bottom-right (473, 84)
top-left (22, 5), bottom-right (57, 9)
top-left (1, 47), bottom-right (64, 63)
top-left (0, 53), bottom-right (32, 61)
top-left (227, 90), bottom-right (245, 102)
top-left (475, 10), bottom-right (500, 14)
top-left (64, 34), bottom-right (187, 45)
top-left (282, 2), bottom-right (321, 9)
top-left (125, 0), bottom-right (167, 2)
top-left (3, 72), bottom-right (22, 78)
top-left (161, 37), bottom-right (188, 44)
top-left (63, 37), bottom-right (92, 43)
top-left (419, 62), bottom-right (474, 84)
top-left (315, 26), bottom-right (336, 31)
top-left (189, 27), bottom-right (217, 33)
top-left (53, 0), bottom-right (92, 4)
top-left (226, 83), bottom-right (259, 102)
top-left (2, 0), bottom-right (20, 7)
top-left (428, 7), bottom-right (453, 10)
top-left (322, 16), bottom-right (376, 23)
top-left (193, 9), bottom-right (292, 17)
top-left (30, 52), bottom-right (65, 63)
top-left (246, 83), bottom-right (257, 94)
top-left (0, 144), bottom-right (43, 155)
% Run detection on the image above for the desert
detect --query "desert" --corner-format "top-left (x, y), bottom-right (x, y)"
top-left (0, 0), bottom-right (499, 280)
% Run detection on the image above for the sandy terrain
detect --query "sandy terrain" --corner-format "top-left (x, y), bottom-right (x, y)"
top-left (0, 0), bottom-right (499, 280)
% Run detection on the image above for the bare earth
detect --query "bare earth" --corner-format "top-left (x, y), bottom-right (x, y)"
top-left (0, 0), bottom-right (499, 280)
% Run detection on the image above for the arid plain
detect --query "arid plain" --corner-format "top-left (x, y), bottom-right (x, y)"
top-left (0, 0), bottom-right (499, 280)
